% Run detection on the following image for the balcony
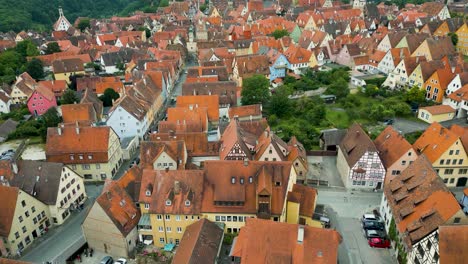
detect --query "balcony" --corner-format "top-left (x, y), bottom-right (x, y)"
top-left (137, 214), bottom-right (152, 232)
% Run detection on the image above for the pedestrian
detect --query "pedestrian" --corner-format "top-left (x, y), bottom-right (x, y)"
top-left (90, 248), bottom-right (93, 257)
top-left (84, 248), bottom-right (88, 257)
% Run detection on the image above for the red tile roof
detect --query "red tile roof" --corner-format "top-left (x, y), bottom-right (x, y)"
top-left (0, 185), bottom-right (18, 237)
top-left (61, 103), bottom-right (97, 124)
top-left (232, 218), bottom-right (341, 263)
top-left (374, 126), bottom-right (415, 170)
top-left (228, 104), bottom-right (262, 119)
top-left (420, 105), bottom-right (455, 115)
top-left (176, 95), bottom-right (220, 122)
top-left (287, 184), bottom-right (317, 218)
top-left (413, 122), bottom-right (459, 163)
top-left (439, 225), bottom-right (468, 264)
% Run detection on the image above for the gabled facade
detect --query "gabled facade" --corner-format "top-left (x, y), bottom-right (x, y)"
top-left (139, 140), bottom-right (187, 171)
top-left (106, 95), bottom-right (150, 140)
top-left (456, 23), bottom-right (468, 55)
top-left (413, 122), bottom-right (468, 187)
top-left (336, 123), bottom-right (385, 189)
top-left (374, 126), bottom-right (418, 184)
top-left (26, 86), bottom-right (57, 116)
top-left (423, 68), bottom-right (454, 103)
top-left (269, 54), bottom-right (290, 81)
top-left (10, 72), bottom-right (36, 104)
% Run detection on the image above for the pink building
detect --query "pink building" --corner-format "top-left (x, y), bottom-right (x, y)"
top-left (27, 85), bottom-right (57, 116)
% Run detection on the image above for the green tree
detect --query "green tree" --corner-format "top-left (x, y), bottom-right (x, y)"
top-left (326, 78), bottom-right (350, 99)
top-left (404, 86), bottom-right (426, 104)
top-left (16, 40), bottom-right (38, 57)
top-left (200, 3), bottom-right (207, 12)
top-left (60, 89), bottom-right (79, 105)
top-left (41, 107), bottom-right (62, 128)
top-left (448, 32), bottom-right (459, 46)
top-left (271, 29), bottom-right (289, 40)
top-left (268, 87), bottom-right (292, 117)
top-left (99, 88), bottom-right (120, 107)
top-left (77, 19), bottom-right (90, 32)
top-left (159, 0), bottom-right (169, 7)
top-left (241, 75), bottom-right (270, 105)
top-left (45, 42), bottom-right (61, 55)
top-left (25, 58), bottom-right (44, 80)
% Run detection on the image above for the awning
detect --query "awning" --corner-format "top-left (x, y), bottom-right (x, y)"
top-left (138, 214), bottom-right (150, 226)
top-left (164, 243), bottom-right (175, 252)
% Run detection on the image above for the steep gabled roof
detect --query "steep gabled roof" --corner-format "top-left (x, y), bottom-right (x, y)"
top-left (96, 181), bottom-right (140, 236)
top-left (172, 219), bottom-right (224, 264)
top-left (287, 184), bottom-right (317, 218)
top-left (375, 126), bottom-right (415, 169)
top-left (219, 119), bottom-right (254, 160)
top-left (339, 123), bottom-right (377, 167)
top-left (61, 103), bottom-right (97, 124)
top-left (439, 225), bottom-right (468, 264)
top-left (139, 140), bottom-right (186, 170)
top-left (0, 185), bottom-right (19, 237)
top-left (413, 122), bottom-right (459, 163)
top-left (384, 155), bottom-right (461, 248)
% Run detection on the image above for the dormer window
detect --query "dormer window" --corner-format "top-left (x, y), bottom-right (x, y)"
top-left (166, 199), bottom-right (172, 206)
top-left (185, 200), bottom-right (191, 206)
top-left (240, 177), bottom-right (245, 184)
top-left (275, 181), bottom-right (281, 186)
top-left (119, 200), bottom-right (126, 207)
top-left (145, 190), bottom-right (151, 196)
top-left (231, 177), bottom-right (236, 184)
top-left (249, 176), bottom-right (253, 183)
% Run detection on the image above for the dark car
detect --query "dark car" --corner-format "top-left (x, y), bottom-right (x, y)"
top-left (383, 119), bottom-right (394, 125)
top-left (368, 237), bottom-right (391, 248)
top-left (362, 220), bottom-right (385, 231)
top-left (361, 213), bottom-right (380, 224)
top-left (365, 229), bottom-right (386, 240)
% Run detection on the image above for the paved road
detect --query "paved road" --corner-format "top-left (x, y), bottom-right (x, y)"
top-left (392, 118), bottom-right (428, 135)
top-left (21, 185), bottom-right (103, 263)
top-left (307, 156), bottom-right (345, 188)
top-left (317, 189), bottom-right (396, 264)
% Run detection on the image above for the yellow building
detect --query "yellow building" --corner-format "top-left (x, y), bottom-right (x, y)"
top-left (10, 72), bottom-right (36, 104)
top-left (45, 125), bottom-right (123, 181)
top-left (0, 185), bottom-right (51, 257)
top-left (52, 58), bottom-right (85, 83)
top-left (285, 184), bottom-right (322, 227)
top-left (456, 23), bottom-right (468, 55)
top-left (139, 170), bottom-right (205, 247)
top-left (413, 122), bottom-right (468, 187)
top-left (418, 105), bottom-right (456, 123)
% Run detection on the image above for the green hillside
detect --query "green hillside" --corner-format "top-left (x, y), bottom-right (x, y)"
top-left (0, 0), bottom-right (152, 32)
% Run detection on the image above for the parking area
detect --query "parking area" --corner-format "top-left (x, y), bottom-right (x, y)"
top-left (317, 189), bottom-right (396, 264)
top-left (307, 156), bottom-right (345, 188)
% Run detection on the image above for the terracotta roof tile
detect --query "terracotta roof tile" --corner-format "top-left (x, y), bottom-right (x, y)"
top-left (167, 106), bottom-right (209, 132)
top-left (139, 169), bottom-right (204, 215)
top-left (117, 166), bottom-right (142, 203)
top-left (97, 181), bottom-right (140, 236)
top-left (413, 122), bottom-right (459, 163)
top-left (384, 155), bottom-right (461, 248)
top-left (0, 185), bottom-right (19, 237)
top-left (420, 105), bottom-right (455, 115)
top-left (228, 104), bottom-right (262, 119)
top-left (139, 140), bottom-right (186, 170)
top-left (176, 95), bottom-right (220, 122)
top-left (61, 103), bottom-right (97, 124)
top-left (439, 225), bottom-right (468, 264)
top-left (172, 219), bottom-right (224, 264)
top-left (232, 218), bottom-right (341, 263)
top-left (287, 184), bottom-right (317, 218)
top-left (375, 126), bottom-right (415, 170)
top-left (339, 123), bottom-right (377, 166)
top-left (202, 160), bottom-right (293, 216)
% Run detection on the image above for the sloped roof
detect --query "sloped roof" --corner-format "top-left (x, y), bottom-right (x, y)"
top-left (167, 106), bottom-right (209, 132)
top-left (176, 95), bottom-right (220, 122)
top-left (96, 181), bottom-right (140, 236)
top-left (80, 88), bottom-right (103, 118)
top-left (420, 105), bottom-right (455, 115)
top-left (339, 123), bottom-right (377, 167)
top-left (413, 122), bottom-right (459, 163)
top-left (232, 218), bottom-right (341, 263)
top-left (61, 103), bottom-right (97, 124)
top-left (109, 95), bottom-right (148, 121)
top-left (52, 58), bottom-right (84, 74)
top-left (383, 155), bottom-right (461, 248)
top-left (287, 184), bottom-right (317, 218)
top-left (219, 119), bottom-right (254, 160)
top-left (139, 169), bottom-right (204, 215)
top-left (46, 126), bottom-right (111, 157)
top-left (0, 185), bottom-right (18, 237)
top-left (439, 225), bottom-right (468, 264)
top-left (117, 166), bottom-right (142, 203)
top-left (172, 219), bottom-right (224, 264)
top-left (374, 126), bottom-right (415, 169)
top-left (10, 160), bottom-right (65, 205)
top-left (228, 104), bottom-right (262, 119)
top-left (139, 140), bottom-right (186, 170)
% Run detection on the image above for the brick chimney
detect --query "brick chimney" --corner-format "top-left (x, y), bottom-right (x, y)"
top-left (174, 181), bottom-right (181, 195)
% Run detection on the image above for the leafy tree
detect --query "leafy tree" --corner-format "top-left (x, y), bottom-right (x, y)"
top-left (326, 78), bottom-right (350, 99)
top-left (16, 40), bottom-right (39, 57)
top-left (268, 87), bottom-right (292, 118)
top-left (99, 88), bottom-right (120, 107)
top-left (138, 27), bottom-right (151, 38)
top-left (200, 3), bottom-right (207, 12)
top-left (45, 42), bottom-right (61, 55)
top-left (25, 58), bottom-right (44, 80)
top-left (159, 0), bottom-right (169, 7)
top-left (271, 29), bottom-right (289, 40)
top-left (404, 86), bottom-right (426, 104)
top-left (61, 89), bottom-right (79, 105)
top-left (241, 75), bottom-right (270, 105)
top-left (41, 107), bottom-right (62, 128)
top-left (448, 32), bottom-right (459, 46)
top-left (77, 19), bottom-right (90, 32)
top-left (85, 62), bottom-right (101, 71)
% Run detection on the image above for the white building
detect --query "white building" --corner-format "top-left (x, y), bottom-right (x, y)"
top-left (106, 95), bottom-right (150, 140)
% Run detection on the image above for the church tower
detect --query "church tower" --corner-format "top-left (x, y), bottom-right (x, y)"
top-left (352, 0), bottom-right (366, 10)
top-left (53, 7), bottom-right (72, 31)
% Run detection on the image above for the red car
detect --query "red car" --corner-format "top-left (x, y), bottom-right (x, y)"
top-left (368, 237), bottom-right (391, 248)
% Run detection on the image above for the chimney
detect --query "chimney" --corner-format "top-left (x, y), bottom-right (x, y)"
top-left (57, 127), bottom-right (62, 135)
top-left (75, 121), bottom-right (79, 134)
top-left (174, 181), bottom-right (181, 194)
top-left (165, 167), bottom-right (169, 173)
top-left (297, 226), bottom-right (305, 244)
top-left (243, 158), bottom-right (249, 166)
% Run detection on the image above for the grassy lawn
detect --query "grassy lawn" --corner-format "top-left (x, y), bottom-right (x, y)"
top-left (27, 136), bottom-right (43, 144)
top-left (326, 109), bottom-right (350, 128)
top-left (464, 55), bottom-right (468, 62)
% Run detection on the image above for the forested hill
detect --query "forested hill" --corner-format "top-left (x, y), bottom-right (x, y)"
top-left (0, 0), bottom-right (152, 32)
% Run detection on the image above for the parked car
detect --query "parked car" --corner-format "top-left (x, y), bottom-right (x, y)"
top-left (362, 220), bottom-right (385, 231)
top-left (100, 256), bottom-right (114, 264)
top-left (364, 229), bottom-right (386, 240)
top-left (361, 213), bottom-right (379, 224)
top-left (114, 258), bottom-right (127, 264)
top-left (383, 119), bottom-right (394, 125)
top-left (368, 237), bottom-right (391, 248)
